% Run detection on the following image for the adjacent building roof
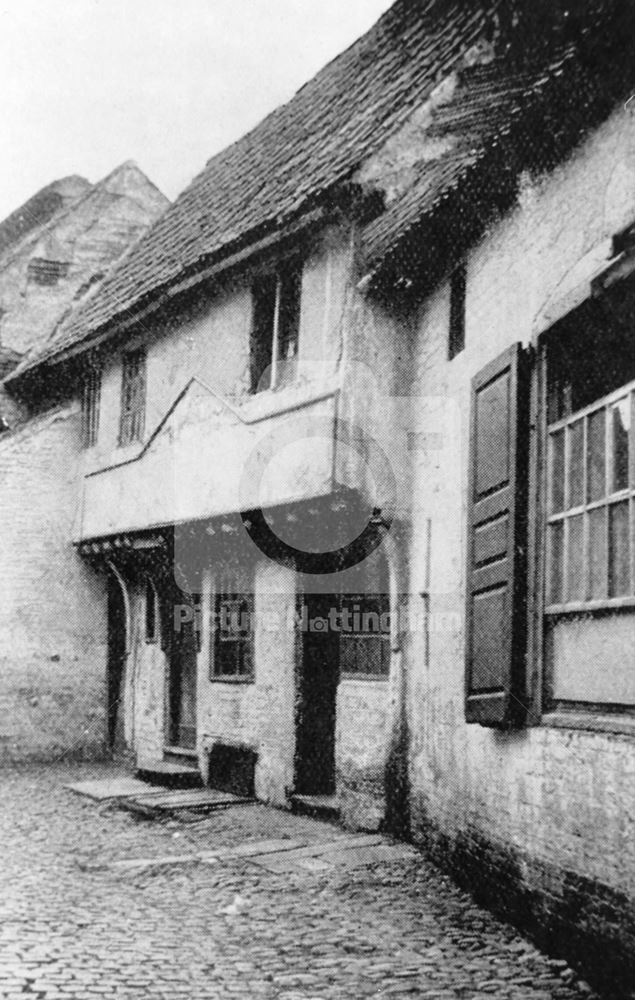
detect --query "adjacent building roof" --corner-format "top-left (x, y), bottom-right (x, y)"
top-left (11, 0), bottom-right (498, 378)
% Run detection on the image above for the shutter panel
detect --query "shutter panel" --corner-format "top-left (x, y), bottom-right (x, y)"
top-left (465, 342), bottom-right (530, 726)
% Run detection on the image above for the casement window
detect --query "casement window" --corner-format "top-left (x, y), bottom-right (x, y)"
top-left (465, 290), bottom-right (635, 726)
top-left (546, 386), bottom-right (634, 609)
top-left (211, 583), bottom-right (254, 681)
top-left (448, 261), bottom-right (467, 360)
top-left (81, 366), bottom-right (101, 449)
top-left (542, 298), bottom-right (635, 709)
top-left (145, 577), bottom-right (159, 643)
top-left (250, 264), bottom-right (301, 393)
top-left (339, 545), bottom-right (391, 679)
top-left (340, 592), bottom-right (390, 678)
top-left (119, 348), bottom-right (146, 446)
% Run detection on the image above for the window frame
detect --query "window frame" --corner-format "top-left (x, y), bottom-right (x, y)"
top-left (339, 592), bottom-right (391, 681)
top-left (536, 310), bottom-right (635, 723)
top-left (210, 587), bottom-right (255, 683)
top-left (81, 364), bottom-right (101, 449)
top-left (250, 261), bottom-right (302, 394)
top-left (119, 347), bottom-right (146, 447)
top-left (545, 378), bottom-right (635, 615)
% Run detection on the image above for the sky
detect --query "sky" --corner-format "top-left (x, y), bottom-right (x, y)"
top-left (0, 0), bottom-right (394, 221)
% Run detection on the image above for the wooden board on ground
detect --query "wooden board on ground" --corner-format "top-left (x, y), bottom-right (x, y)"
top-left (121, 787), bottom-right (255, 815)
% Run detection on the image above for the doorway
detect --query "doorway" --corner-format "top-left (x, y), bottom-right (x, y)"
top-left (295, 592), bottom-right (340, 795)
top-left (107, 573), bottom-right (127, 754)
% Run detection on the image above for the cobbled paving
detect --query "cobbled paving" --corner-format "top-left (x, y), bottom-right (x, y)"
top-left (0, 763), bottom-right (601, 999)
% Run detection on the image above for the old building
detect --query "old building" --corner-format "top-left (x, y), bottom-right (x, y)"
top-left (0, 162), bottom-right (169, 760)
top-left (3, 0), bottom-right (635, 989)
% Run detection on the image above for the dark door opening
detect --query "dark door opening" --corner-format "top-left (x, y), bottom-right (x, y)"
top-left (107, 574), bottom-right (127, 754)
top-left (168, 604), bottom-right (197, 749)
top-left (295, 593), bottom-right (339, 795)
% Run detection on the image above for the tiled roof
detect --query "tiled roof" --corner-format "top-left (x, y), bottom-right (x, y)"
top-left (361, 55), bottom-right (572, 273)
top-left (14, 0), bottom-right (496, 375)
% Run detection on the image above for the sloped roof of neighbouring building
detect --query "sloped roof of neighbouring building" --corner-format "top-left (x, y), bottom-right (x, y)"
top-left (8, 0), bottom-right (633, 381)
top-left (10, 0), bottom-right (498, 377)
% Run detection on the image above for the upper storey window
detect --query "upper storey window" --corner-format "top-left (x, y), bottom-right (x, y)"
top-left (27, 258), bottom-right (70, 286)
top-left (250, 263), bottom-right (302, 393)
top-left (119, 348), bottom-right (146, 446)
top-left (81, 365), bottom-right (101, 449)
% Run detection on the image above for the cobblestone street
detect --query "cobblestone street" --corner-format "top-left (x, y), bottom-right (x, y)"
top-left (0, 764), bottom-right (601, 1000)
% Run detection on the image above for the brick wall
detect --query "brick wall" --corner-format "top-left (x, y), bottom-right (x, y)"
top-left (0, 404), bottom-right (107, 761)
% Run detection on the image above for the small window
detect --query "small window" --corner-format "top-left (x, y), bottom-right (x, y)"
top-left (28, 258), bottom-right (70, 286)
top-left (339, 547), bottom-right (391, 679)
top-left (211, 583), bottom-right (254, 681)
top-left (340, 592), bottom-right (390, 677)
top-left (119, 348), bottom-right (146, 446)
top-left (145, 577), bottom-right (158, 643)
top-left (448, 261), bottom-right (466, 360)
top-left (81, 366), bottom-right (101, 449)
top-left (250, 264), bottom-right (301, 392)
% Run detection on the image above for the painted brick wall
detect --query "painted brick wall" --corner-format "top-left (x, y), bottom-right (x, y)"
top-left (0, 404), bottom-right (107, 760)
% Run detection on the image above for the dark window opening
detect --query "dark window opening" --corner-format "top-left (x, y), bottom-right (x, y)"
top-left (250, 264), bottom-right (301, 392)
top-left (119, 348), bottom-right (146, 446)
top-left (81, 366), bottom-right (101, 448)
top-left (547, 295), bottom-right (635, 423)
top-left (448, 261), bottom-right (466, 360)
top-left (145, 578), bottom-right (158, 643)
top-left (211, 586), bottom-right (254, 680)
top-left (28, 258), bottom-right (70, 286)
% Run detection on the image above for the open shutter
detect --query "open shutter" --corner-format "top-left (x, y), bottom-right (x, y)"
top-left (465, 342), bottom-right (530, 726)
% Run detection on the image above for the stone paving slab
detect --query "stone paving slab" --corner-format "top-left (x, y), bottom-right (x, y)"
top-left (65, 776), bottom-right (157, 800)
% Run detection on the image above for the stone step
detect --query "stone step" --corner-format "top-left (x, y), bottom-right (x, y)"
top-left (136, 759), bottom-right (202, 789)
top-left (290, 794), bottom-right (340, 822)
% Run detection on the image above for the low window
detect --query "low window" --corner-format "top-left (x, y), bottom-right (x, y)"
top-left (250, 263), bottom-right (301, 392)
top-left (448, 261), bottom-right (466, 360)
top-left (145, 578), bottom-right (158, 643)
top-left (119, 348), bottom-right (146, 446)
top-left (211, 584), bottom-right (254, 680)
top-left (81, 366), bottom-right (101, 449)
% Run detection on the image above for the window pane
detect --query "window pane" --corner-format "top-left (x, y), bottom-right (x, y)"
top-left (587, 507), bottom-right (607, 601)
top-left (568, 419), bottom-right (584, 508)
top-left (549, 430), bottom-right (565, 514)
top-left (566, 514), bottom-right (585, 603)
top-left (586, 408), bottom-right (605, 503)
top-left (611, 398), bottom-right (630, 493)
top-left (548, 521), bottom-right (564, 604)
top-left (609, 501), bottom-right (631, 597)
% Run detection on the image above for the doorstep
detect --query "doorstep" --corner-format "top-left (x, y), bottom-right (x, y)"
top-left (290, 794), bottom-right (340, 822)
top-left (136, 758), bottom-right (202, 789)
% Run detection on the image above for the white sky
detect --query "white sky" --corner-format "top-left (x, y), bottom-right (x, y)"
top-left (0, 0), bottom-right (394, 220)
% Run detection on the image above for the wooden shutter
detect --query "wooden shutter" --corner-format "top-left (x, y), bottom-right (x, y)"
top-left (465, 342), bottom-right (530, 726)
